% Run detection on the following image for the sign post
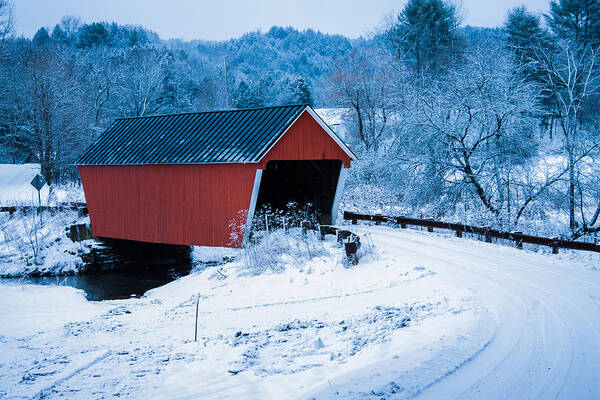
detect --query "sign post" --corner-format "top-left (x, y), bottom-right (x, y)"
top-left (30, 174), bottom-right (46, 224)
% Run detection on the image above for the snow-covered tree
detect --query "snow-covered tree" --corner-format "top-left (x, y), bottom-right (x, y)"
top-left (330, 45), bottom-right (396, 151)
top-left (0, 0), bottom-right (14, 40)
top-left (389, 0), bottom-right (462, 77)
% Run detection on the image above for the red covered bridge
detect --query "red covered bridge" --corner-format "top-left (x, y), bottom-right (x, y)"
top-left (76, 105), bottom-right (356, 247)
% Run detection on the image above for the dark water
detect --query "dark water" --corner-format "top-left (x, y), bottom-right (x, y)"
top-left (5, 264), bottom-right (194, 301)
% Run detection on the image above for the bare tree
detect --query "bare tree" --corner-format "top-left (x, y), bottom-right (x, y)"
top-left (330, 45), bottom-right (396, 151)
top-left (82, 48), bottom-right (118, 127)
top-left (59, 15), bottom-right (81, 41)
top-left (24, 44), bottom-right (86, 183)
top-left (0, 0), bottom-right (15, 40)
top-left (534, 41), bottom-right (600, 233)
top-left (113, 48), bottom-right (169, 117)
top-left (413, 45), bottom-right (560, 226)
top-left (0, 41), bottom-right (32, 163)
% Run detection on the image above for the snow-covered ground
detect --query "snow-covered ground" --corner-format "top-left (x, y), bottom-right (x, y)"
top-left (0, 209), bottom-right (92, 277)
top-left (1, 226), bottom-right (599, 399)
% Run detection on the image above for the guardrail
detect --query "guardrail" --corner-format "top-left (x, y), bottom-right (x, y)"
top-left (0, 202), bottom-right (87, 215)
top-left (343, 211), bottom-right (600, 254)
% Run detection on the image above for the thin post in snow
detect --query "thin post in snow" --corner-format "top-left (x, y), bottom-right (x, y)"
top-left (194, 293), bottom-right (200, 342)
top-left (301, 220), bottom-right (309, 234)
top-left (37, 187), bottom-right (43, 225)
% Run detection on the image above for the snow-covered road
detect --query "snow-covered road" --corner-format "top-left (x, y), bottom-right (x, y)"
top-left (369, 227), bottom-right (600, 399)
top-left (1, 226), bottom-right (599, 399)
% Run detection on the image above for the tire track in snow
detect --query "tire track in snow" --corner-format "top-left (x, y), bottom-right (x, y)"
top-left (193, 275), bottom-right (431, 316)
top-left (379, 233), bottom-right (573, 398)
top-left (374, 233), bottom-right (565, 399)
top-left (388, 232), bottom-right (585, 398)
top-left (370, 227), bottom-right (600, 399)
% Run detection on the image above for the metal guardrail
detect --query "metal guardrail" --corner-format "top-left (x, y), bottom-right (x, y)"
top-left (343, 211), bottom-right (600, 254)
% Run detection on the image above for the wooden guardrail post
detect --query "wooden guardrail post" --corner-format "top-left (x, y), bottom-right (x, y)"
top-left (513, 232), bottom-right (523, 249)
top-left (68, 223), bottom-right (93, 242)
top-left (456, 230), bottom-right (462, 238)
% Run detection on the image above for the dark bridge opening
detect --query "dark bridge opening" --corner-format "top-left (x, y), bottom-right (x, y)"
top-left (255, 160), bottom-right (342, 225)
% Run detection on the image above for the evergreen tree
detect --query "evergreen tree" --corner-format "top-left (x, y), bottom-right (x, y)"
top-left (547, 0), bottom-right (600, 46)
top-left (288, 77), bottom-right (313, 106)
top-left (128, 28), bottom-right (149, 47)
top-left (390, 0), bottom-right (462, 76)
top-left (77, 22), bottom-right (110, 48)
top-left (51, 24), bottom-right (68, 43)
top-left (505, 6), bottom-right (551, 64)
top-left (233, 80), bottom-right (264, 109)
top-left (32, 27), bottom-right (50, 46)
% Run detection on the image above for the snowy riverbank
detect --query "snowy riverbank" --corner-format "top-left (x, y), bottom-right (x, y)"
top-left (0, 209), bottom-right (94, 277)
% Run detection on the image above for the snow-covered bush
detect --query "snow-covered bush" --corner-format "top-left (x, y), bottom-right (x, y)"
top-left (1, 210), bottom-right (47, 265)
top-left (233, 203), bottom-right (329, 275)
top-left (0, 209), bottom-right (91, 276)
top-left (47, 181), bottom-right (86, 205)
top-left (240, 228), bottom-right (327, 276)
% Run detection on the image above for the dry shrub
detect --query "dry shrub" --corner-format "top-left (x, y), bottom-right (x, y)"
top-left (240, 228), bottom-right (327, 275)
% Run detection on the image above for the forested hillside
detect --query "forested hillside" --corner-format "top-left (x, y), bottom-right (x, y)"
top-left (1, 0), bottom-right (600, 240)
top-left (0, 14), bottom-right (354, 178)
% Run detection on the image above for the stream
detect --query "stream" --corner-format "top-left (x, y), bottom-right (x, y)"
top-left (2, 263), bottom-right (195, 301)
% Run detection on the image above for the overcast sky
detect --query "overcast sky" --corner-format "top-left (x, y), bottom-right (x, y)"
top-left (14, 0), bottom-right (551, 41)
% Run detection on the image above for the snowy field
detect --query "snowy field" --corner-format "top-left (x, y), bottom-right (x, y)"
top-left (1, 226), bottom-right (599, 399)
top-left (0, 164), bottom-right (85, 206)
top-left (0, 164), bottom-right (50, 205)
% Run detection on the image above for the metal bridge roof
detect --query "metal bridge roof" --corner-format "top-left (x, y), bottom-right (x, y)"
top-left (76, 105), bottom-right (315, 165)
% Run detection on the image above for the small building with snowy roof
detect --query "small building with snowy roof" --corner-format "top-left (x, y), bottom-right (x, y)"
top-left (76, 105), bottom-right (356, 247)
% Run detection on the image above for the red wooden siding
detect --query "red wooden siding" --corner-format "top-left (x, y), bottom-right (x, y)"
top-left (79, 164), bottom-right (256, 247)
top-left (259, 111), bottom-right (352, 168)
top-left (79, 110), bottom-right (352, 248)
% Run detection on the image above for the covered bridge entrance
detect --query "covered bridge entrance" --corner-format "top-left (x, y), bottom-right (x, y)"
top-left (256, 159), bottom-right (343, 225)
top-left (76, 105), bottom-right (356, 248)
